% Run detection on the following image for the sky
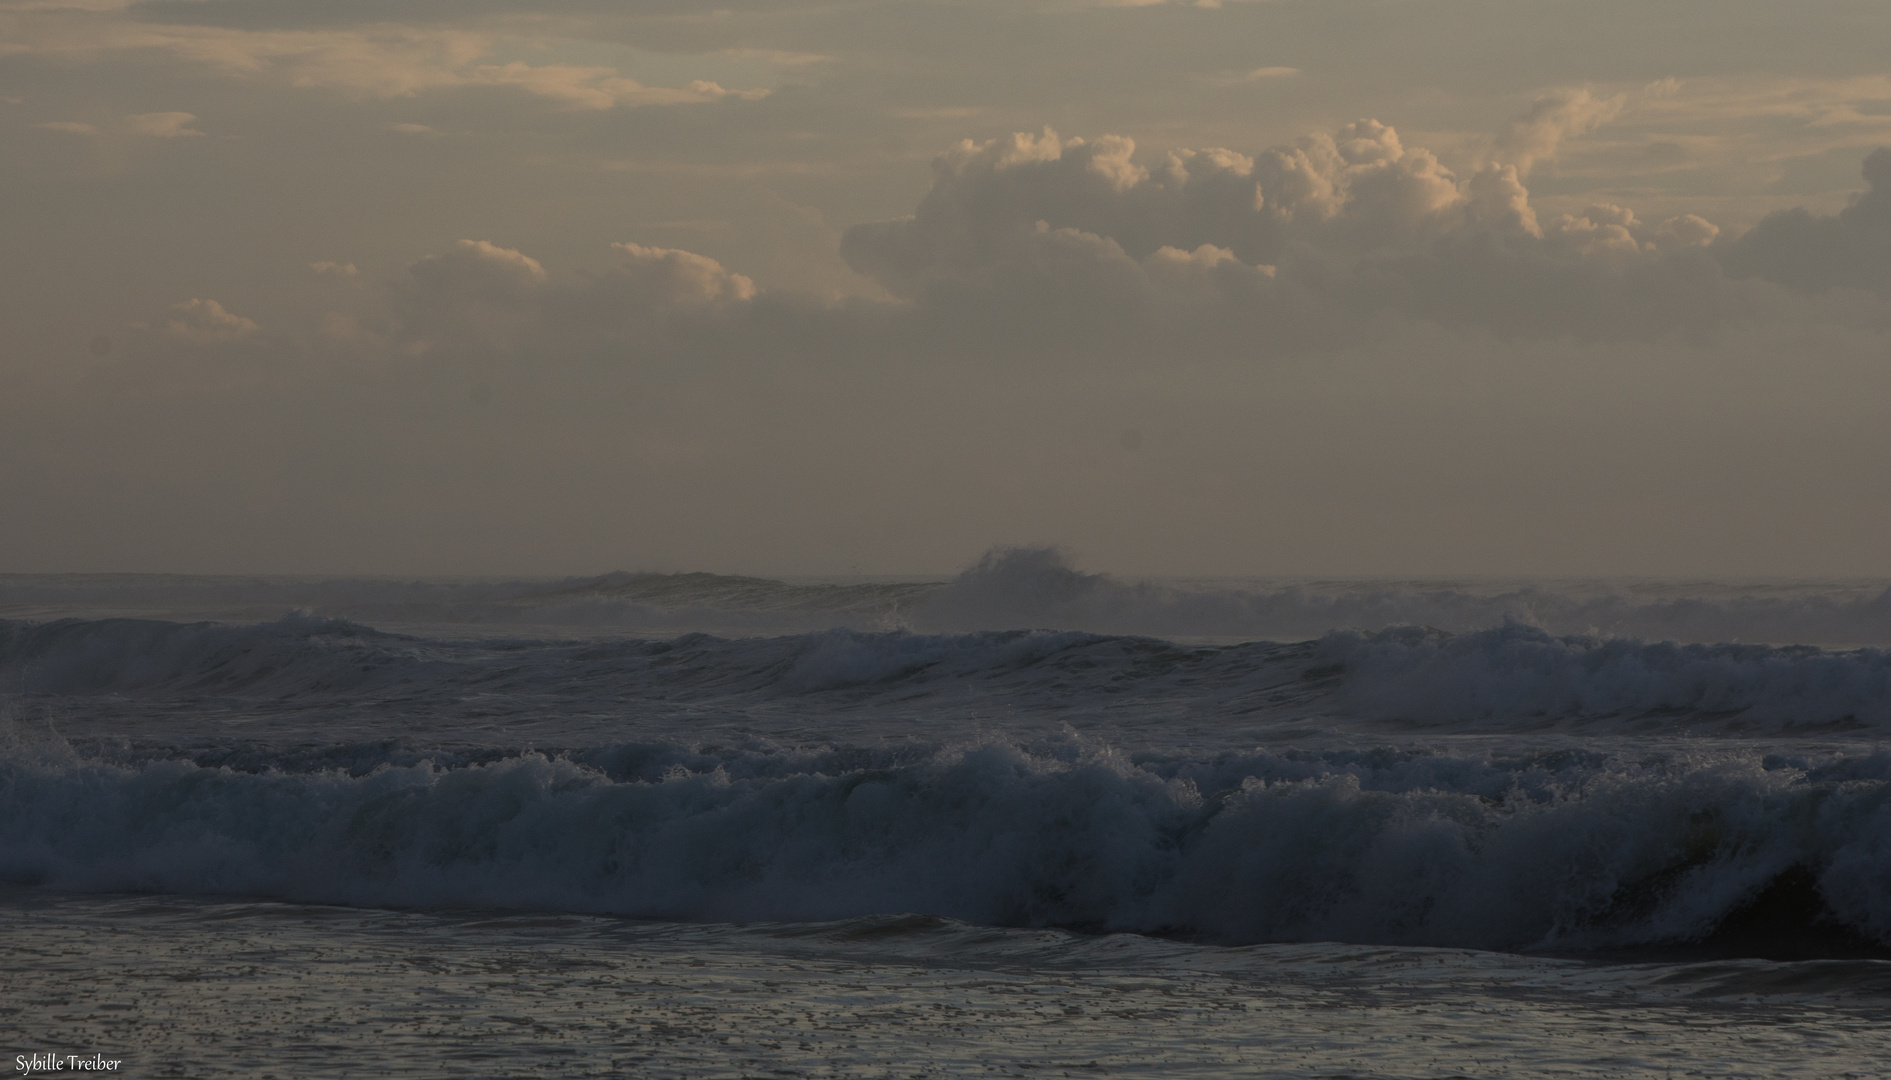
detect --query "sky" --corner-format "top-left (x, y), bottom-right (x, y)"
top-left (4, 0), bottom-right (1891, 577)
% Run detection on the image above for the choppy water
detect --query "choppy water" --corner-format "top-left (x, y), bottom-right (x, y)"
top-left (6, 893), bottom-right (1888, 1079)
top-left (5, 550), bottom-right (1891, 1075)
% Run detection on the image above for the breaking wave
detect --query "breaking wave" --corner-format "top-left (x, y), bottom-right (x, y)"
top-left (915, 548), bottom-right (1891, 646)
top-left (8, 562), bottom-right (1891, 957)
top-left (3, 737), bottom-right (1890, 954)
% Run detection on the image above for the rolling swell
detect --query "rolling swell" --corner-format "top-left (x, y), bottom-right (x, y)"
top-left (3, 739), bottom-right (1890, 954)
top-left (7, 616), bottom-right (1891, 735)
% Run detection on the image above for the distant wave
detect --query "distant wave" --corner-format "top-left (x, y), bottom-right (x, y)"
top-left (541, 571), bottom-right (938, 618)
top-left (6, 615), bottom-right (1891, 735)
top-left (4, 737), bottom-right (1889, 953)
top-left (10, 548), bottom-right (1891, 643)
top-left (912, 547), bottom-right (1891, 646)
top-left (1315, 625), bottom-right (1891, 733)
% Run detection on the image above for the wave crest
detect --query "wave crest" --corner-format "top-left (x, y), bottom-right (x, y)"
top-left (5, 741), bottom-right (1890, 953)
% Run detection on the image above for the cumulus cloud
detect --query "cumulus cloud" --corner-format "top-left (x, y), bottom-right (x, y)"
top-left (258, 119), bottom-right (1891, 378)
top-left (387, 238), bottom-right (759, 351)
top-left (311, 261), bottom-right (358, 277)
top-left (833, 115), bottom-right (1777, 345)
top-left (34, 119), bottom-right (95, 134)
top-left (605, 243), bottom-right (757, 306)
top-left (1658, 214), bottom-right (1720, 248)
top-left (275, 126), bottom-right (1891, 371)
top-left (1720, 148), bottom-right (1891, 291)
top-left (419, 239), bottom-right (548, 285)
top-left (840, 118), bottom-right (1575, 304)
top-left (17, 112), bottom-right (1891, 578)
top-left (233, 123), bottom-right (1890, 383)
top-left (392, 239), bottom-right (548, 346)
top-left (162, 298), bottom-right (258, 343)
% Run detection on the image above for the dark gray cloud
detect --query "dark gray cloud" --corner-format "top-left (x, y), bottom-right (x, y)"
top-left (1720, 148), bottom-right (1891, 292)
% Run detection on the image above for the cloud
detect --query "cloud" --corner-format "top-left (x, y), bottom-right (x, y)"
top-left (1090, 0), bottom-right (1267, 6)
top-left (15, 110), bottom-right (1891, 579)
top-left (388, 237), bottom-right (757, 351)
top-left (292, 122), bottom-right (1891, 369)
top-left (1719, 148), bottom-right (1891, 292)
top-left (1625, 76), bottom-right (1891, 138)
top-left (392, 239), bottom-right (547, 346)
top-left (715, 48), bottom-right (829, 68)
top-left (162, 298), bottom-right (258, 342)
top-left (11, 0), bottom-right (1891, 578)
top-left (311, 261), bottom-right (358, 277)
top-left (1241, 65), bottom-right (1298, 80)
top-left (1530, 77), bottom-right (1891, 203)
top-left (462, 65), bottom-right (765, 111)
top-left (293, 126), bottom-right (1774, 377)
top-left (0, 16), bottom-right (768, 111)
top-left (884, 106), bottom-right (985, 121)
top-left (124, 110), bottom-right (202, 136)
top-left (416, 239), bottom-right (548, 285)
top-left (99, 119), bottom-right (1891, 381)
top-left (31, 192), bottom-right (1891, 581)
top-left (1657, 214), bottom-right (1720, 248)
top-left (840, 127), bottom-right (1277, 297)
top-left (839, 119), bottom-right (1581, 304)
top-left (606, 242), bottom-right (757, 306)
top-left (1199, 65), bottom-right (1299, 88)
top-left (385, 122), bottom-right (436, 136)
top-left (1492, 88), bottom-right (1625, 175)
top-left (35, 111), bottom-right (205, 136)
top-left (832, 117), bottom-right (1754, 344)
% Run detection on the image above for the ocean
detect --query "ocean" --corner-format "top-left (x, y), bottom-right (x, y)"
top-left (5, 549), bottom-right (1891, 1077)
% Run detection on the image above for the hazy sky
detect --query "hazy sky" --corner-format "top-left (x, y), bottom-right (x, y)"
top-left (5, 0), bottom-right (1891, 577)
